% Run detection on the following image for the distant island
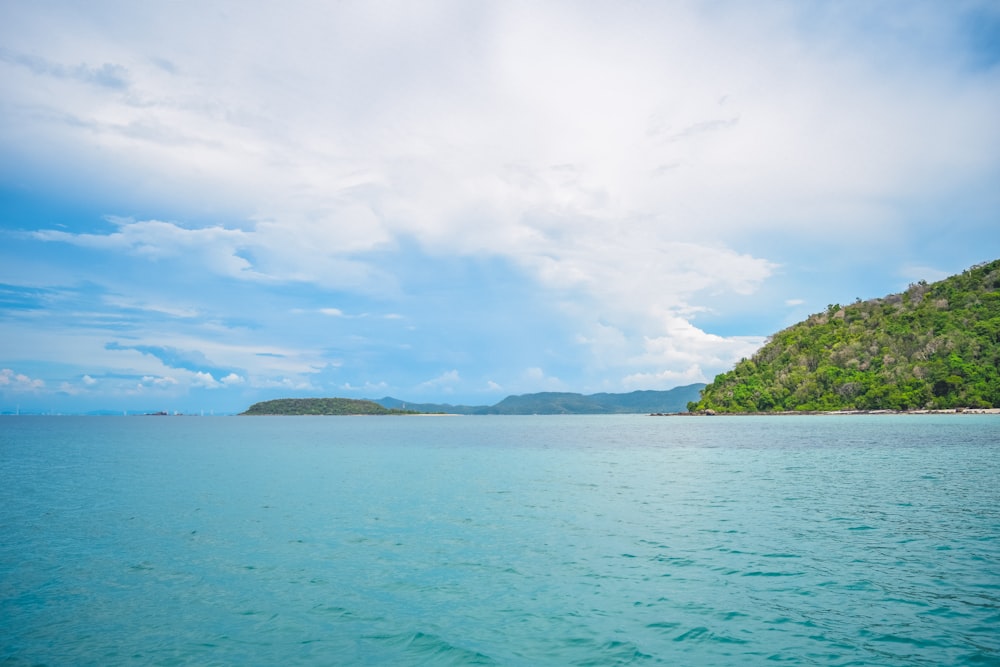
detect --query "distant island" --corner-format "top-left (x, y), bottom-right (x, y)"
top-left (241, 385), bottom-right (706, 416)
top-left (689, 259), bottom-right (1000, 413)
top-left (241, 398), bottom-right (418, 416)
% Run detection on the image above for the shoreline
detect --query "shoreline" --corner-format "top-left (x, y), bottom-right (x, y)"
top-left (653, 408), bottom-right (1000, 416)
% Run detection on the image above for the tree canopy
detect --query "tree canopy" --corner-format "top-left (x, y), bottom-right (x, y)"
top-left (241, 398), bottom-right (417, 416)
top-left (690, 260), bottom-right (1000, 413)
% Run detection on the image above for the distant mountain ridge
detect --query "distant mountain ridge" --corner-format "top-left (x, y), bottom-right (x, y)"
top-left (373, 384), bottom-right (705, 414)
top-left (690, 259), bottom-right (1000, 413)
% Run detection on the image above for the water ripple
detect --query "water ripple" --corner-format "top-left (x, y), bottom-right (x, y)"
top-left (1, 415), bottom-right (998, 665)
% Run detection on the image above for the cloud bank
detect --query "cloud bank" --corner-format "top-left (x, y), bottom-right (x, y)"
top-left (1, 0), bottom-right (998, 411)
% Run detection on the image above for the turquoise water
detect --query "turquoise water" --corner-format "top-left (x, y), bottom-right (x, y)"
top-left (1, 415), bottom-right (997, 666)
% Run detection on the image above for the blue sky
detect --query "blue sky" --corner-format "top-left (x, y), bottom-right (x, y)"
top-left (1, 1), bottom-right (998, 414)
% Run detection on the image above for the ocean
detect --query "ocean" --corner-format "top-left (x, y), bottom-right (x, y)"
top-left (1, 414), bottom-right (997, 666)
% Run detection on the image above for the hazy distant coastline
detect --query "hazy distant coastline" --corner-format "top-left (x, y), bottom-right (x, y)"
top-left (240, 385), bottom-right (706, 416)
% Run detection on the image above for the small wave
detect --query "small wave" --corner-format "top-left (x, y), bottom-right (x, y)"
top-left (672, 626), bottom-right (749, 645)
top-left (719, 611), bottom-right (750, 621)
top-left (862, 630), bottom-right (948, 649)
top-left (366, 631), bottom-right (499, 666)
top-left (559, 637), bottom-right (655, 666)
top-left (646, 621), bottom-right (681, 632)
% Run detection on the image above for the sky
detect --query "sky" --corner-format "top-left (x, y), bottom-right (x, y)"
top-left (1, 1), bottom-right (999, 414)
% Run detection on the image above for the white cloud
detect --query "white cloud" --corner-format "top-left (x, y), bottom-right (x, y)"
top-left (319, 308), bottom-right (380, 319)
top-left (190, 371), bottom-right (219, 388)
top-left (631, 326), bottom-right (765, 386)
top-left (621, 368), bottom-right (708, 390)
top-left (140, 375), bottom-right (177, 388)
top-left (340, 380), bottom-right (389, 394)
top-left (2, 1), bottom-right (998, 405)
top-left (4, 2), bottom-right (798, 385)
top-left (58, 374), bottom-right (101, 395)
top-left (0, 368), bottom-right (45, 390)
top-left (58, 381), bottom-right (83, 395)
top-left (257, 377), bottom-right (317, 391)
top-left (221, 373), bottom-right (245, 386)
top-left (419, 370), bottom-right (461, 389)
top-left (30, 216), bottom-right (399, 294)
top-left (521, 367), bottom-right (563, 392)
top-left (573, 309), bottom-right (765, 389)
top-left (103, 295), bottom-right (199, 318)
top-left (31, 218), bottom-right (259, 278)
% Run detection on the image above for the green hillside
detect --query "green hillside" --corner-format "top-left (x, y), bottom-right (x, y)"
top-left (690, 260), bottom-right (1000, 413)
top-left (241, 398), bottom-right (416, 415)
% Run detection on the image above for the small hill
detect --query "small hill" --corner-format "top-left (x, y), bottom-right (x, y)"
top-left (241, 398), bottom-right (415, 416)
top-left (690, 260), bottom-right (1000, 413)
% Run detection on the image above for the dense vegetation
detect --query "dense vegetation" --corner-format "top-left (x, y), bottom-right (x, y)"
top-left (374, 385), bottom-right (705, 414)
top-left (690, 260), bottom-right (1000, 413)
top-left (241, 398), bottom-right (417, 416)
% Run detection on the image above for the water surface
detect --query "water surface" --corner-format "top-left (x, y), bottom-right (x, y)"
top-left (1, 415), bottom-right (997, 665)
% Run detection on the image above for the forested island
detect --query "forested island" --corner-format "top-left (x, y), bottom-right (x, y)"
top-left (241, 398), bottom-right (418, 416)
top-left (689, 260), bottom-right (1000, 413)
